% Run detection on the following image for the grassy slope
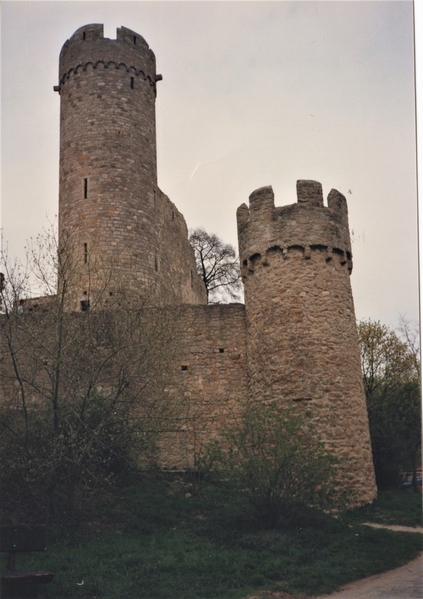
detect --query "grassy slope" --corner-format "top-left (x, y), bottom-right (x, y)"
top-left (345, 489), bottom-right (423, 527)
top-left (3, 475), bottom-right (422, 599)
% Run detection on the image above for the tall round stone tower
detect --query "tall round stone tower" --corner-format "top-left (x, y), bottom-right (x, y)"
top-left (55, 24), bottom-right (206, 308)
top-left (237, 181), bottom-right (376, 505)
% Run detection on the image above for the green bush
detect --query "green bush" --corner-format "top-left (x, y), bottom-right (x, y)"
top-left (0, 395), bottom-right (153, 524)
top-left (214, 402), bottom-right (345, 527)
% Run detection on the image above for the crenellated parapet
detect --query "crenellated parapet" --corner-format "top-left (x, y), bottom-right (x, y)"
top-left (237, 181), bottom-right (353, 281)
top-left (56, 24), bottom-right (161, 93)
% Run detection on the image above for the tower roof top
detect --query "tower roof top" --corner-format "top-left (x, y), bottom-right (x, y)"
top-left (58, 24), bottom-right (157, 85)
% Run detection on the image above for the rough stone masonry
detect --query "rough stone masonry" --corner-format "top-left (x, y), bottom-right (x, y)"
top-left (45, 24), bottom-right (378, 503)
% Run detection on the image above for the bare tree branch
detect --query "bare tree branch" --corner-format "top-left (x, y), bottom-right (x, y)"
top-left (189, 228), bottom-right (242, 303)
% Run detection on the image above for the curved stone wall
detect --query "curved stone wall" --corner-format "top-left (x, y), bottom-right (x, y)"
top-left (237, 182), bottom-right (376, 504)
top-left (56, 24), bottom-right (206, 308)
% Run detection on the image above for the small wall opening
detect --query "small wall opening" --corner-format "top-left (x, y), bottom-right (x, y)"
top-left (80, 299), bottom-right (90, 312)
top-left (84, 178), bottom-right (88, 199)
top-left (288, 245), bottom-right (304, 253)
top-left (267, 245), bottom-right (284, 255)
top-left (133, 35), bottom-right (137, 45)
top-left (219, 348), bottom-right (224, 353)
top-left (82, 32), bottom-right (86, 41)
top-left (154, 253), bottom-right (159, 272)
top-left (84, 243), bottom-right (88, 264)
top-left (181, 365), bottom-right (188, 371)
top-left (250, 253), bottom-right (261, 265)
top-left (130, 76), bottom-right (135, 89)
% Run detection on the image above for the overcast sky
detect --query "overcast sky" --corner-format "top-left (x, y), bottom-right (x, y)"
top-left (1, 1), bottom-right (419, 329)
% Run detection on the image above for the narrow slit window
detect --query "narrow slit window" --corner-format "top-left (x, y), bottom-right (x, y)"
top-left (84, 243), bottom-right (88, 264)
top-left (154, 253), bottom-right (159, 272)
top-left (82, 32), bottom-right (86, 40)
top-left (130, 77), bottom-right (135, 89)
top-left (133, 35), bottom-right (137, 44)
top-left (84, 178), bottom-right (88, 199)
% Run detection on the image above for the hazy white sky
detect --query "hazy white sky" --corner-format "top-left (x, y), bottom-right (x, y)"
top-left (1, 1), bottom-right (419, 329)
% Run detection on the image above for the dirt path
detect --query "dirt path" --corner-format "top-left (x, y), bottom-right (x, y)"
top-left (315, 523), bottom-right (423, 599)
top-left (313, 552), bottom-right (422, 599)
top-left (361, 522), bottom-right (423, 534)
top-left (247, 524), bottom-right (423, 599)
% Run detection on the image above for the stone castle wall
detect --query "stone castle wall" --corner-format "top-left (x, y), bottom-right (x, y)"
top-left (154, 189), bottom-right (207, 305)
top-left (157, 304), bottom-right (248, 467)
top-left (0, 303), bottom-right (247, 470)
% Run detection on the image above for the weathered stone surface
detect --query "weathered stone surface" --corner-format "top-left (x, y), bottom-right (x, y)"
top-left (157, 304), bottom-right (248, 467)
top-left (58, 24), bottom-right (206, 308)
top-left (237, 183), bottom-right (376, 504)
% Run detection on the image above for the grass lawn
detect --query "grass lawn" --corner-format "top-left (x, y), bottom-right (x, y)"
top-left (3, 474), bottom-right (422, 599)
top-left (345, 488), bottom-right (423, 527)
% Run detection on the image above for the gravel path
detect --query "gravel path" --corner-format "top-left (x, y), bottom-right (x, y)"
top-left (315, 523), bottom-right (423, 599)
top-left (313, 551), bottom-right (422, 599)
top-left (247, 523), bottom-right (423, 599)
top-left (361, 522), bottom-right (423, 534)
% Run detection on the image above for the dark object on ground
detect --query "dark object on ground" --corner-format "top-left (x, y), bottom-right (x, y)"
top-left (401, 480), bottom-right (422, 490)
top-left (1, 525), bottom-right (54, 597)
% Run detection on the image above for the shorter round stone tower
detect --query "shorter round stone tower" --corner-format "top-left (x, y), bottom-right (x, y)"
top-left (237, 181), bottom-right (376, 505)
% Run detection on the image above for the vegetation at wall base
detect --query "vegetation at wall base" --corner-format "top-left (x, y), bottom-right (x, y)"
top-left (358, 318), bottom-right (421, 490)
top-left (2, 474), bottom-right (421, 599)
top-left (209, 401), bottom-right (348, 528)
top-left (345, 489), bottom-right (423, 528)
top-left (0, 228), bottom-right (190, 525)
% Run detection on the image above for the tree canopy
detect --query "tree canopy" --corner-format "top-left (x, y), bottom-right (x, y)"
top-left (357, 319), bottom-right (421, 489)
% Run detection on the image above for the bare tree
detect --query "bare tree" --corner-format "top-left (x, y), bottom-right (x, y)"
top-left (189, 228), bottom-right (242, 303)
top-left (398, 315), bottom-right (420, 380)
top-left (0, 227), bottom-right (185, 523)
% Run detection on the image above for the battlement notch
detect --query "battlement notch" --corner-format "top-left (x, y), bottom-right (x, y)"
top-left (58, 24), bottom-right (159, 90)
